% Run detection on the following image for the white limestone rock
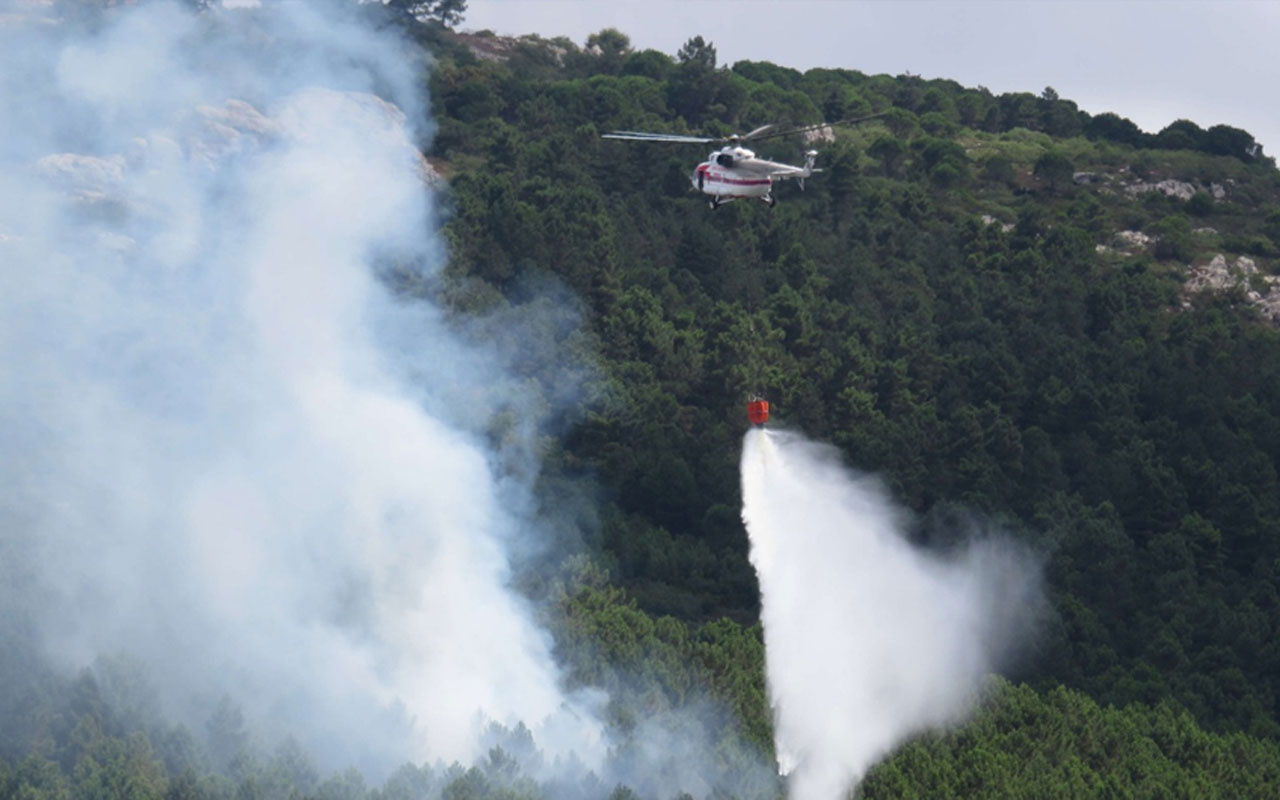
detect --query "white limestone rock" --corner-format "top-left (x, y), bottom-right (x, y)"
top-left (1183, 254), bottom-right (1275, 324)
top-left (1255, 287), bottom-right (1280, 323)
top-left (1114, 230), bottom-right (1154, 249)
top-left (183, 99), bottom-right (283, 166)
top-left (1185, 254), bottom-right (1237, 293)
top-left (802, 125), bottom-right (836, 145)
top-left (32, 91), bottom-right (440, 213)
top-left (35, 153), bottom-right (127, 201)
top-left (979, 214), bottom-right (1014, 232)
top-left (1125, 179), bottom-right (1197, 200)
top-left (275, 88), bottom-right (441, 187)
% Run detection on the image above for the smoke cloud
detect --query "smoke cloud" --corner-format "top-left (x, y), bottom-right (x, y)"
top-left (741, 429), bottom-right (1043, 800)
top-left (0, 0), bottom-right (602, 778)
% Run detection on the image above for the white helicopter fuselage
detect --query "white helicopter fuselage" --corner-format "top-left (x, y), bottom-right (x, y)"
top-left (690, 145), bottom-right (818, 206)
top-left (603, 114), bottom-right (881, 209)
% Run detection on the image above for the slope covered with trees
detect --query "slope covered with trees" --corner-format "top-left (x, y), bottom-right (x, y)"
top-left (6, 4), bottom-right (1280, 798)
top-left (420, 15), bottom-right (1280, 743)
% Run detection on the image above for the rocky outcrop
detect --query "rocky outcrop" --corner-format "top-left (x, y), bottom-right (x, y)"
top-left (802, 125), bottom-right (836, 145)
top-left (30, 91), bottom-right (440, 210)
top-left (184, 99), bottom-right (283, 166)
top-left (456, 31), bottom-right (522, 63)
top-left (1113, 230), bottom-right (1154, 251)
top-left (16, 90), bottom-right (442, 263)
top-left (35, 153), bottom-right (127, 201)
top-left (1256, 289), bottom-right (1280, 323)
top-left (274, 88), bottom-right (442, 187)
top-left (1183, 253), bottom-right (1280, 322)
top-left (0, 0), bottom-right (58, 26)
top-left (1063, 167), bottom-right (1230, 204)
top-left (1122, 177), bottom-right (1228, 201)
top-left (453, 31), bottom-right (570, 66)
top-left (1125, 178), bottom-right (1197, 201)
top-left (1185, 253), bottom-right (1256, 292)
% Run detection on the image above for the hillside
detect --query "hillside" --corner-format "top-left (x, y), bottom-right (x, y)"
top-left (426, 11), bottom-right (1280, 702)
top-left (4, 4), bottom-right (1280, 799)
top-left (420, 16), bottom-right (1280, 791)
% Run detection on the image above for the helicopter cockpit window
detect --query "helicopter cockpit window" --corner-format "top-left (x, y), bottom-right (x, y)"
top-left (716, 153), bottom-right (734, 167)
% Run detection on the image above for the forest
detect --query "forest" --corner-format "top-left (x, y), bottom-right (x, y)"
top-left (5, 1), bottom-right (1280, 798)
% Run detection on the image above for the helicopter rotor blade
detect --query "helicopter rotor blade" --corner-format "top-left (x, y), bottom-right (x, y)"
top-left (743, 112), bottom-right (889, 143)
top-left (602, 131), bottom-right (722, 144)
top-left (741, 123), bottom-right (776, 140)
top-left (602, 113), bottom-right (887, 147)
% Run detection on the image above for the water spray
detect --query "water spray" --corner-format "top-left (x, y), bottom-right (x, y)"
top-left (741, 428), bottom-right (1042, 799)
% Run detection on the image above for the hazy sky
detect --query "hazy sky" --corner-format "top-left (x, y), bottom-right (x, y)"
top-left (464, 0), bottom-right (1280, 157)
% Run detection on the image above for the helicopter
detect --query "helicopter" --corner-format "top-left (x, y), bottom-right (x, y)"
top-left (602, 113), bottom-right (884, 209)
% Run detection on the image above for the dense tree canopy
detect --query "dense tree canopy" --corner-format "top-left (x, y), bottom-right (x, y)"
top-left (416, 14), bottom-right (1280, 784)
top-left (7, 5), bottom-right (1280, 799)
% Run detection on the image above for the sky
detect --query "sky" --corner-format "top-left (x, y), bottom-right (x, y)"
top-left (464, 0), bottom-right (1280, 158)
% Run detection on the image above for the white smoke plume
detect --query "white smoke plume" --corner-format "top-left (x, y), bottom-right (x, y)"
top-left (741, 429), bottom-right (1043, 800)
top-left (0, 0), bottom-right (603, 778)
